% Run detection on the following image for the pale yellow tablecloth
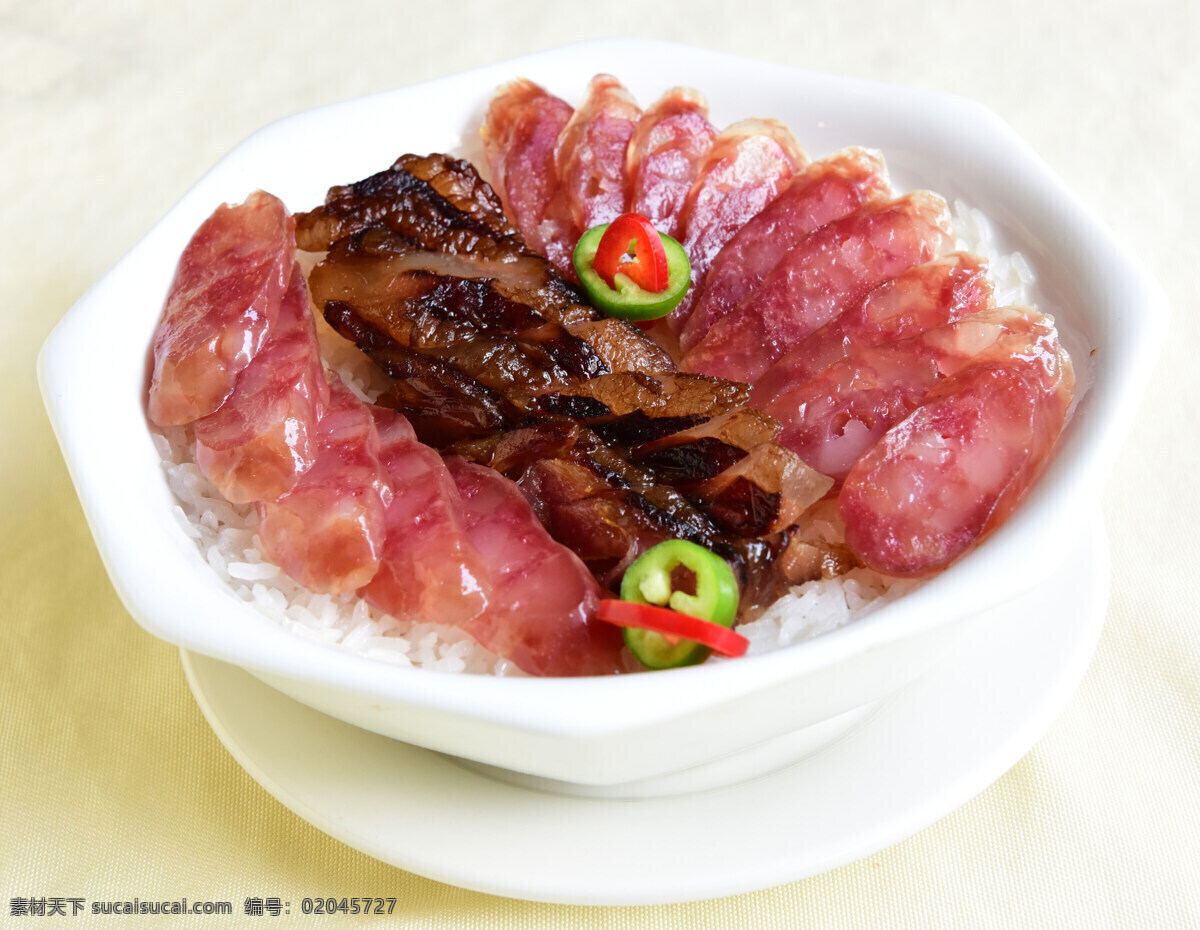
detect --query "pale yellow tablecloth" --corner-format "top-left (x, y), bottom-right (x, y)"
top-left (3, 2), bottom-right (1197, 926)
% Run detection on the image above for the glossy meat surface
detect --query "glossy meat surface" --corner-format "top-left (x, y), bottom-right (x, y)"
top-left (148, 190), bottom-right (295, 425)
top-left (626, 87), bottom-right (717, 239)
top-left (682, 191), bottom-right (954, 383)
top-left (256, 376), bottom-right (392, 595)
top-left (555, 74), bottom-right (641, 232)
top-left (839, 309), bottom-right (1074, 575)
top-left (679, 147), bottom-right (890, 352)
top-left (193, 262), bottom-right (329, 503)
top-left (482, 79), bottom-right (578, 278)
top-left (358, 408), bottom-right (490, 627)
top-left (669, 118), bottom-right (809, 330)
top-left (445, 457), bottom-right (625, 677)
top-left (752, 253), bottom-right (992, 405)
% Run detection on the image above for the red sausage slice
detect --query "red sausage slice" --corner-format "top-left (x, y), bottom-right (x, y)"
top-left (626, 86), bottom-right (718, 240)
top-left (682, 191), bottom-right (953, 383)
top-left (679, 147), bottom-right (890, 353)
top-left (148, 190), bottom-right (295, 426)
top-left (193, 262), bottom-right (329, 503)
top-left (256, 375), bottom-right (392, 595)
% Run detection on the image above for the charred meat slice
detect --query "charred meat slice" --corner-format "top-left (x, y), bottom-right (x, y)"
top-left (324, 301), bottom-right (518, 446)
top-left (298, 155), bottom-right (673, 374)
top-left (296, 152), bottom-right (521, 255)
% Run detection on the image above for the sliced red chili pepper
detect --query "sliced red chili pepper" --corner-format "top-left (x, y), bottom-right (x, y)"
top-left (596, 599), bottom-right (749, 659)
top-left (590, 213), bottom-right (670, 292)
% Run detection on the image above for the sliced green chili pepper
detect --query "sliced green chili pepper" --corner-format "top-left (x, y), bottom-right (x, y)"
top-left (572, 215), bottom-right (691, 321)
top-left (614, 539), bottom-right (740, 669)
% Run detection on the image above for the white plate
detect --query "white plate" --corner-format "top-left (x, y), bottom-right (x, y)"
top-left (181, 506), bottom-right (1109, 906)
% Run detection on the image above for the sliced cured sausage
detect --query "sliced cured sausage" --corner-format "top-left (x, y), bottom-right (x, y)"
top-left (481, 79), bottom-right (577, 278)
top-left (445, 457), bottom-right (625, 677)
top-left (682, 191), bottom-right (954, 383)
top-left (679, 147), bottom-right (890, 353)
top-left (148, 191), bottom-right (294, 425)
top-left (358, 408), bottom-right (490, 627)
top-left (193, 262), bottom-right (328, 503)
top-left (256, 375), bottom-right (392, 595)
top-left (838, 310), bottom-right (1074, 576)
top-left (555, 73), bottom-right (642, 233)
top-left (668, 119), bottom-right (808, 331)
top-left (752, 252), bottom-right (992, 405)
top-left (626, 86), bottom-right (717, 239)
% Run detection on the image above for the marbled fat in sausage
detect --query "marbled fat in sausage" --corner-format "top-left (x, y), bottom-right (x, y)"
top-left (679, 147), bottom-right (890, 353)
top-left (193, 262), bottom-right (329, 503)
top-left (626, 86), bottom-right (717, 240)
top-left (148, 190), bottom-right (294, 425)
top-left (682, 191), bottom-right (954, 383)
top-left (256, 376), bottom-right (392, 595)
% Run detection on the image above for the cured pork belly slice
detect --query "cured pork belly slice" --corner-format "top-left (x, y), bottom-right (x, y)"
top-left (193, 263), bottom-right (329, 503)
top-left (445, 457), bottom-right (625, 677)
top-left (668, 118), bottom-right (809, 332)
top-left (626, 87), bottom-right (718, 240)
top-left (555, 74), bottom-right (642, 233)
top-left (295, 152), bottom-right (520, 255)
top-left (301, 154), bottom-right (674, 376)
top-left (683, 441), bottom-right (835, 539)
top-left (839, 309), bottom-right (1074, 576)
top-left (629, 410), bottom-right (835, 537)
top-left (682, 191), bottom-right (955, 384)
top-left (309, 232), bottom-right (608, 396)
top-left (148, 190), bottom-right (294, 426)
top-left (752, 253), bottom-right (992, 405)
top-left (518, 449), bottom-right (798, 614)
top-left (256, 375), bottom-right (392, 595)
top-left (323, 301), bottom-right (518, 447)
top-left (358, 409), bottom-right (490, 628)
top-left (763, 307), bottom-right (1038, 482)
top-left (679, 148), bottom-right (891, 354)
top-left (481, 79), bottom-right (578, 278)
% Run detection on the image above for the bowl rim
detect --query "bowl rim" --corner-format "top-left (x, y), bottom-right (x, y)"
top-left (38, 37), bottom-right (1167, 737)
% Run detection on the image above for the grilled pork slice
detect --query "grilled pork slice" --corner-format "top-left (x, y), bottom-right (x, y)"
top-left (295, 152), bottom-right (521, 255)
top-left (310, 230), bottom-right (609, 395)
top-left (299, 155), bottom-right (673, 377)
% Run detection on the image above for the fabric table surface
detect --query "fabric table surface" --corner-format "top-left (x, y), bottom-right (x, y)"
top-left (3, 2), bottom-right (1197, 927)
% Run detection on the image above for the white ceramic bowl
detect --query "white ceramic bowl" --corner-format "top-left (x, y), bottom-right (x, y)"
top-left (39, 39), bottom-right (1164, 789)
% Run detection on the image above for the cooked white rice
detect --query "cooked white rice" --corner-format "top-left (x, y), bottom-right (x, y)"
top-left (154, 196), bottom-right (1032, 676)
